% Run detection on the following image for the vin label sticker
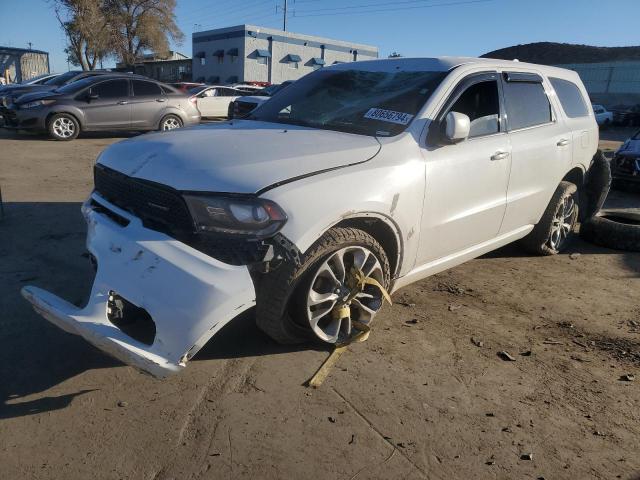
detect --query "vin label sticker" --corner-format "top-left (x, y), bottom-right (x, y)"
top-left (364, 108), bottom-right (414, 125)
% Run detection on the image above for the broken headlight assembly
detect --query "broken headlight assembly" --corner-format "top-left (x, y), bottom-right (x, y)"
top-left (184, 195), bottom-right (287, 238)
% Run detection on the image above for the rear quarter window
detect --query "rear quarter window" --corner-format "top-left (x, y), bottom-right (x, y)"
top-left (503, 80), bottom-right (552, 130)
top-left (549, 77), bottom-right (589, 118)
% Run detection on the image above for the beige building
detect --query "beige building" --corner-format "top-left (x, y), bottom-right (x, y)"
top-left (0, 46), bottom-right (49, 83)
top-left (192, 24), bottom-right (378, 85)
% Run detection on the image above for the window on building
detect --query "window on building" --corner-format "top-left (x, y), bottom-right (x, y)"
top-left (257, 56), bottom-right (267, 65)
top-left (448, 80), bottom-right (500, 138)
top-left (91, 79), bottom-right (129, 99)
top-left (132, 80), bottom-right (162, 97)
top-left (200, 57), bottom-right (206, 66)
top-left (549, 77), bottom-right (589, 118)
top-left (218, 56), bottom-right (223, 64)
top-left (289, 61), bottom-right (299, 69)
top-left (503, 78), bottom-right (552, 130)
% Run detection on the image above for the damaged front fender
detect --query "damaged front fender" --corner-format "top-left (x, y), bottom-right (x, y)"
top-left (21, 194), bottom-right (257, 378)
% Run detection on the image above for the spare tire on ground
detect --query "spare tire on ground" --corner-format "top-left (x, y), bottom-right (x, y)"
top-left (580, 209), bottom-right (640, 252)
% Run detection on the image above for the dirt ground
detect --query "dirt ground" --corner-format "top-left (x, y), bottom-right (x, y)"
top-left (0, 127), bottom-right (639, 480)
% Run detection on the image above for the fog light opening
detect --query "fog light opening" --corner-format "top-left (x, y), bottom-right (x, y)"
top-left (107, 291), bottom-right (156, 345)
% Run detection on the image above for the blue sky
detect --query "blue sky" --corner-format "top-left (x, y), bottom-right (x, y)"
top-left (1, 0), bottom-right (639, 72)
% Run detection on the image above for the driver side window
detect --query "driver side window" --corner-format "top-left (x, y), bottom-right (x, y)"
top-left (448, 80), bottom-right (500, 138)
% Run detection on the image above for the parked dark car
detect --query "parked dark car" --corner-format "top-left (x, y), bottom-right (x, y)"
top-left (611, 129), bottom-right (640, 189)
top-left (0, 70), bottom-right (122, 110)
top-left (0, 73), bottom-right (61, 93)
top-left (4, 75), bottom-right (201, 140)
top-left (610, 104), bottom-right (640, 126)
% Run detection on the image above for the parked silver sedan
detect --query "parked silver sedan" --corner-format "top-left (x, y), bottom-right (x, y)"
top-left (4, 75), bottom-right (201, 140)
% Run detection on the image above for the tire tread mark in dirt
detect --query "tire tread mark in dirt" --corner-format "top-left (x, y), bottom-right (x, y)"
top-left (330, 386), bottom-right (429, 479)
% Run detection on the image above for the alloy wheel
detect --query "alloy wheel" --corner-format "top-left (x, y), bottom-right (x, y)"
top-left (548, 194), bottom-right (576, 251)
top-left (162, 117), bottom-right (181, 130)
top-left (53, 117), bottom-right (75, 139)
top-left (305, 246), bottom-right (384, 343)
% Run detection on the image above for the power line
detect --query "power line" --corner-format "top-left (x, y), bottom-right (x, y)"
top-left (186, 1), bottom-right (277, 29)
top-left (293, 0), bottom-right (493, 18)
top-left (182, 0), bottom-right (276, 25)
top-left (294, 0), bottom-right (449, 14)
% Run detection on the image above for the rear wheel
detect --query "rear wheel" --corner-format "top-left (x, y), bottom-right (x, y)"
top-left (48, 113), bottom-right (79, 141)
top-left (159, 114), bottom-right (182, 131)
top-left (256, 227), bottom-right (391, 344)
top-left (520, 181), bottom-right (579, 255)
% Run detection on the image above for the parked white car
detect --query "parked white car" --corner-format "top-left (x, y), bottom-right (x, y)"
top-left (592, 104), bottom-right (613, 126)
top-left (23, 57), bottom-right (598, 377)
top-left (189, 85), bottom-right (261, 118)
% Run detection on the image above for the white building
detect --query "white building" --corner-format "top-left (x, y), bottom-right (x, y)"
top-left (192, 24), bottom-right (378, 85)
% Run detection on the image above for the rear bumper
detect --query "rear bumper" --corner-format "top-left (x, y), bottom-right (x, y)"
top-left (22, 193), bottom-right (256, 378)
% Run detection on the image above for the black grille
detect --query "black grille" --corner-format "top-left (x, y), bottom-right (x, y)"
top-left (94, 164), bottom-right (194, 234)
top-left (93, 164), bottom-right (270, 265)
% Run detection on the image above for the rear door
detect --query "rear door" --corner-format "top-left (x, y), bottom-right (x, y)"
top-left (130, 80), bottom-right (166, 129)
top-left (195, 88), bottom-right (218, 117)
top-left (81, 79), bottom-right (130, 129)
top-left (499, 72), bottom-right (573, 233)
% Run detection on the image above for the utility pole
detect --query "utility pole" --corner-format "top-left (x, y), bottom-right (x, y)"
top-left (283, 0), bottom-right (287, 31)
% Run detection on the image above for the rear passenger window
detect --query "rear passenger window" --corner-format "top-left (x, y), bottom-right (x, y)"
top-left (503, 80), bottom-right (552, 130)
top-left (549, 77), bottom-right (589, 118)
top-left (132, 80), bottom-right (162, 97)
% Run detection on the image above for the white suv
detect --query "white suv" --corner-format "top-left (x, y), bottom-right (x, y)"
top-left (23, 57), bottom-right (598, 377)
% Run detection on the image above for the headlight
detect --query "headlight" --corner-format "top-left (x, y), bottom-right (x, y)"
top-left (184, 195), bottom-right (287, 238)
top-left (20, 99), bottom-right (56, 109)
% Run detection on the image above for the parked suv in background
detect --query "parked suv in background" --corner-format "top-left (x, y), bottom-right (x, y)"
top-left (5, 75), bottom-right (200, 140)
top-left (229, 81), bottom-right (294, 118)
top-left (592, 104), bottom-right (613, 126)
top-left (23, 57), bottom-right (598, 377)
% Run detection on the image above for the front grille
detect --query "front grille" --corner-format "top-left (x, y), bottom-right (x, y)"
top-left (94, 164), bottom-right (194, 235)
top-left (234, 101), bottom-right (258, 117)
top-left (93, 164), bottom-right (270, 265)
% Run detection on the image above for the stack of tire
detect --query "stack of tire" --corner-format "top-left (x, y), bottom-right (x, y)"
top-left (580, 150), bottom-right (640, 252)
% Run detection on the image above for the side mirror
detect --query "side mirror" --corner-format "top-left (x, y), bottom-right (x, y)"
top-left (444, 111), bottom-right (470, 143)
top-left (87, 92), bottom-right (99, 101)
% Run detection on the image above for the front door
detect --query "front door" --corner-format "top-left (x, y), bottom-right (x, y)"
top-left (417, 72), bottom-right (512, 264)
top-left (81, 79), bottom-right (130, 129)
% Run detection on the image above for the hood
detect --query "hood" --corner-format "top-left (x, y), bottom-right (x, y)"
top-left (1, 84), bottom-right (55, 103)
top-left (97, 121), bottom-right (381, 194)
top-left (13, 90), bottom-right (62, 105)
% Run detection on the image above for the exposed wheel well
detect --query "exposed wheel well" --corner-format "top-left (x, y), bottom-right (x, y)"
top-left (334, 217), bottom-right (400, 277)
top-left (46, 111), bottom-right (82, 131)
top-left (562, 167), bottom-right (585, 190)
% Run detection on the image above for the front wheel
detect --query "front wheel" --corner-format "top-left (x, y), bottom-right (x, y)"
top-left (520, 181), bottom-right (579, 255)
top-left (48, 113), bottom-right (79, 141)
top-left (159, 114), bottom-right (183, 131)
top-left (256, 227), bottom-right (391, 345)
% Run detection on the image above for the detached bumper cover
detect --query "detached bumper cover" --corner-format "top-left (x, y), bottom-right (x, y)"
top-left (22, 194), bottom-right (257, 378)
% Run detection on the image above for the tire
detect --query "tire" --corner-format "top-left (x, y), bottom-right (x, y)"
top-left (583, 150), bottom-right (611, 219)
top-left (47, 113), bottom-right (79, 141)
top-left (520, 181), bottom-right (579, 255)
top-left (580, 210), bottom-right (640, 252)
top-left (256, 227), bottom-right (391, 345)
top-left (159, 114), bottom-right (183, 131)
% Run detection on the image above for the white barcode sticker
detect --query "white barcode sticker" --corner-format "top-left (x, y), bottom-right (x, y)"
top-left (364, 108), bottom-right (414, 125)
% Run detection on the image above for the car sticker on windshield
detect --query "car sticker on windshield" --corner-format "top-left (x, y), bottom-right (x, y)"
top-left (364, 108), bottom-right (414, 125)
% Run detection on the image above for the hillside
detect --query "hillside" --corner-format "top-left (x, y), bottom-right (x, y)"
top-left (481, 42), bottom-right (640, 65)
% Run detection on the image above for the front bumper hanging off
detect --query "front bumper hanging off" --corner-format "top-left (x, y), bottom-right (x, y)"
top-left (21, 194), bottom-right (257, 378)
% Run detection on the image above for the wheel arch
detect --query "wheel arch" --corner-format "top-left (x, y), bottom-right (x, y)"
top-left (331, 213), bottom-right (403, 278)
top-left (46, 110), bottom-right (84, 130)
top-left (562, 166), bottom-right (586, 190)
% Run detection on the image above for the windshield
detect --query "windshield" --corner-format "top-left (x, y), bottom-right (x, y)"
top-left (248, 69), bottom-right (446, 136)
top-left (44, 71), bottom-right (81, 86)
top-left (188, 86), bottom-right (209, 95)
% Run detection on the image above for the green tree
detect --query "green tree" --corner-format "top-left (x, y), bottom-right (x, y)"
top-left (104, 0), bottom-right (184, 68)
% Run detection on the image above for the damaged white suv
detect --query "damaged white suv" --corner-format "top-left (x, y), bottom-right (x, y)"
top-left (23, 58), bottom-right (598, 377)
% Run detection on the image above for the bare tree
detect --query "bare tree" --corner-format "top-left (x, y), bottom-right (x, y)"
top-left (104, 0), bottom-right (183, 68)
top-left (53, 0), bottom-right (111, 70)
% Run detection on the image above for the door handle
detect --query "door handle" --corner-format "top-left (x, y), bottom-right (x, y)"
top-left (117, 101), bottom-right (128, 105)
top-left (490, 151), bottom-right (510, 161)
top-left (156, 98), bottom-right (167, 102)
top-left (557, 138), bottom-right (570, 147)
